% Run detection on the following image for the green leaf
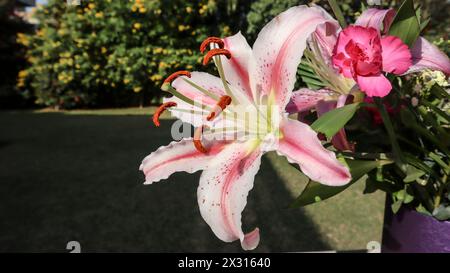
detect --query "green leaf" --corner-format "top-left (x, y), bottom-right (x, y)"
top-left (391, 199), bottom-right (403, 213)
top-left (403, 153), bottom-right (437, 180)
top-left (299, 62), bottom-right (324, 90)
top-left (388, 0), bottom-right (420, 47)
top-left (403, 164), bottom-right (425, 183)
top-left (394, 188), bottom-right (414, 204)
top-left (299, 62), bottom-right (315, 73)
top-left (416, 204), bottom-right (432, 216)
top-left (432, 205), bottom-right (450, 221)
top-left (327, 0), bottom-right (347, 28)
top-left (430, 84), bottom-right (450, 100)
top-left (363, 177), bottom-right (379, 194)
top-left (400, 108), bottom-right (449, 154)
top-left (421, 100), bottom-right (450, 123)
top-left (311, 103), bottom-right (360, 139)
top-left (301, 76), bottom-right (326, 88)
top-left (420, 17), bottom-right (431, 31)
top-left (290, 159), bottom-right (390, 207)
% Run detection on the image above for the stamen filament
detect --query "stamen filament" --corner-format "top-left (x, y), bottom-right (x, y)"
top-left (201, 49), bottom-right (233, 100)
top-left (169, 108), bottom-right (208, 116)
top-left (163, 84), bottom-right (212, 111)
top-left (213, 53), bottom-right (239, 105)
top-left (181, 78), bottom-right (220, 101)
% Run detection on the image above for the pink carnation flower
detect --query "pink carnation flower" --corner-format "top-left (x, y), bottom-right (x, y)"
top-left (332, 25), bottom-right (412, 97)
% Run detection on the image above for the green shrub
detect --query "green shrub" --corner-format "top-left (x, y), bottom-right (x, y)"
top-left (18, 0), bottom-right (248, 108)
top-left (17, 0), bottom-right (448, 109)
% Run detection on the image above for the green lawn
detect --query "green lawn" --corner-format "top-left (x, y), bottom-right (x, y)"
top-left (0, 109), bottom-right (385, 252)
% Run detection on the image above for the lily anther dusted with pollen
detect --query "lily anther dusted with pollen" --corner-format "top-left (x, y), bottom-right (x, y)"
top-left (140, 5), bottom-right (352, 250)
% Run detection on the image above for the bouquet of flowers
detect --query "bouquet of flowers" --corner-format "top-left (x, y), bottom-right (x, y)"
top-left (140, 0), bottom-right (450, 251)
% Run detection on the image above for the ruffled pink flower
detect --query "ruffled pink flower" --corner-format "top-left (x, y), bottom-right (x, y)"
top-left (287, 7), bottom-right (450, 151)
top-left (332, 25), bottom-right (412, 97)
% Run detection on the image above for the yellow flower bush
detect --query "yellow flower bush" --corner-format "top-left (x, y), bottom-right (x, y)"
top-left (17, 0), bottom-right (251, 108)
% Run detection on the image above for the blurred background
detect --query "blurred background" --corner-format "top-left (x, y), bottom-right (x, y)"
top-left (0, 0), bottom-right (448, 252)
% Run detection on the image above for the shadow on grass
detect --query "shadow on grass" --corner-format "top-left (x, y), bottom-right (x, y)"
top-left (0, 113), bottom-right (329, 252)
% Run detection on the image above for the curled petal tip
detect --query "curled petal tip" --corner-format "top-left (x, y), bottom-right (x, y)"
top-left (203, 49), bottom-right (231, 66)
top-left (200, 36), bottom-right (224, 53)
top-left (241, 228), bottom-right (260, 251)
top-left (143, 180), bottom-right (154, 185)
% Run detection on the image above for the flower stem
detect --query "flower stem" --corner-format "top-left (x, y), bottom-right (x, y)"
top-left (434, 161), bottom-right (450, 209)
top-left (327, 0), bottom-right (347, 28)
top-left (374, 97), bottom-right (404, 169)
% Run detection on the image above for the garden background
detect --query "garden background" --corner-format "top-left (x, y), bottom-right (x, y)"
top-left (0, 0), bottom-right (448, 252)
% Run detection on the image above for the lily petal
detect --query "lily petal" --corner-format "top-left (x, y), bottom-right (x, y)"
top-left (198, 141), bottom-right (262, 250)
top-left (251, 5), bottom-right (334, 108)
top-left (355, 8), bottom-right (395, 34)
top-left (171, 71), bottom-right (225, 105)
top-left (167, 72), bottom-right (226, 126)
top-left (162, 97), bottom-right (206, 127)
top-left (285, 88), bottom-right (333, 114)
top-left (406, 37), bottom-right (450, 76)
top-left (221, 32), bottom-right (254, 101)
top-left (356, 74), bottom-right (392, 97)
top-left (140, 138), bottom-right (229, 184)
top-left (276, 118), bottom-right (351, 186)
top-left (312, 21), bottom-right (341, 63)
top-left (381, 36), bottom-right (412, 75)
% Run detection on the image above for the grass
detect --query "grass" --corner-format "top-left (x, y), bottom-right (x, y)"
top-left (0, 110), bottom-right (385, 252)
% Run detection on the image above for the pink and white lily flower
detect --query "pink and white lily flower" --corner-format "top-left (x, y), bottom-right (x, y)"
top-left (286, 7), bottom-right (450, 151)
top-left (140, 6), bottom-right (351, 250)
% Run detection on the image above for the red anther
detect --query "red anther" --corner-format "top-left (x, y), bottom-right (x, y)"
top-left (206, 112), bottom-right (216, 121)
top-left (193, 126), bottom-right (208, 153)
top-left (153, 102), bottom-right (177, 127)
top-left (163, 71), bottom-right (191, 84)
top-left (203, 49), bottom-right (231, 66)
top-left (217, 95), bottom-right (232, 110)
top-left (200, 37), bottom-right (224, 53)
top-left (206, 95), bottom-right (232, 121)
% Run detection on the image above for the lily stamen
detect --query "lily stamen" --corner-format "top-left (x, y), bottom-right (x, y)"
top-left (202, 49), bottom-right (231, 66)
top-left (193, 126), bottom-right (208, 153)
top-left (202, 48), bottom-right (237, 104)
top-left (153, 102), bottom-right (177, 127)
top-left (207, 95), bottom-right (232, 121)
top-left (200, 37), bottom-right (224, 53)
top-left (161, 72), bottom-right (213, 111)
top-left (163, 70), bottom-right (191, 86)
